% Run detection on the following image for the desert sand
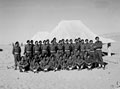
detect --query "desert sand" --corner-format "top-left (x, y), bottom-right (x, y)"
top-left (0, 38), bottom-right (120, 89)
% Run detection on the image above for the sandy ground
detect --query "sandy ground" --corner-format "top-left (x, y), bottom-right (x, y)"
top-left (0, 43), bottom-right (120, 89)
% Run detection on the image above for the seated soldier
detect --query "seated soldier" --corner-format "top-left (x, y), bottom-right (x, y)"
top-left (19, 56), bottom-right (29, 72)
top-left (66, 55), bottom-right (73, 70)
top-left (74, 54), bottom-right (86, 70)
top-left (69, 52), bottom-right (77, 70)
top-left (30, 55), bottom-right (40, 73)
top-left (61, 54), bottom-right (68, 70)
top-left (48, 55), bottom-right (56, 71)
top-left (39, 55), bottom-right (50, 72)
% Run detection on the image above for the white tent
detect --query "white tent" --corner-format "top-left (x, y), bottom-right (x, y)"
top-left (32, 20), bottom-right (115, 43)
top-left (32, 32), bottom-right (50, 41)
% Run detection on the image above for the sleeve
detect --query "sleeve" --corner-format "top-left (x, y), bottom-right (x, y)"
top-left (19, 47), bottom-right (21, 54)
top-left (12, 47), bottom-right (15, 55)
top-left (24, 45), bottom-right (26, 54)
top-left (33, 46), bottom-right (35, 55)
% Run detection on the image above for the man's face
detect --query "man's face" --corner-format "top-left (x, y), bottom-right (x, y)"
top-left (66, 40), bottom-right (68, 44)
top-left (70, 40), bottom-right (73, 43)
top-left (35, 42), bottom-right (38, 45)
top-left (96, 38), bottom-right (99, 41)
top-left (39, 42), bottom-right (42, 45)
top-left (15, 43), bottom-right (19, 47)
top-left (27, 42), bottom-right (30, 45)
top-left (85, 40), bottom-right (88, 43)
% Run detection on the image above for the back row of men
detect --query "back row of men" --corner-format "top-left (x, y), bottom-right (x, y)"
top-left (12, 37), bottom-right (105, 72)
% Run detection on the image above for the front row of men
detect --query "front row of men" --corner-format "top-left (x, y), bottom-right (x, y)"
top-left (12, 37), bottom-right (106, 72)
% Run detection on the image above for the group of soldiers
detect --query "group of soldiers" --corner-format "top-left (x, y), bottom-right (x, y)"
top-left (12, 36), bottom-right (106, 73)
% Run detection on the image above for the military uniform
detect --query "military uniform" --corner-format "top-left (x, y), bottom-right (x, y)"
top-left (30, 40), bottom-right (34, 57)
top-left (33, 44), bottom-right (41, 56)
top-left (69, 40), bottom-right (75, 54)
top-left (80, 42), bottom-right (85, 60)
top-left (50, 42), bottom-right (57, 56)
top-left (19, 56), bottom-right (29, 72)
top-left (57, 41), bottom-right (64, 56)
top-left (94, 40), bottom-right (103, 65)
top-left (12, 42), bottom-right (21, 69)
top-left (30, 56), bottom-right (40, 72)
top-left (74, 39), bottom-right (80, 55)
top-left (41, 41), bottom-right (49, 57)
top-left (64, 42), bottom-right (71, 58)
top-left (24, 43), bottom-right (32, 56)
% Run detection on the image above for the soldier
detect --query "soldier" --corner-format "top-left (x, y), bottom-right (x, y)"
top-left (84, 39), bottom-right (90, 65)
top-left (30, 55), bottom-right (40, 73)
top-left (75, 55), bottom-right (84, 70)
top-left (74, 39), bottom-right (80, 54)
top-left (64, 39), bottom-right (71, 58)
top-left (12, 41), bottom-right (21, 70)
top-left (19, 56), bottom-right (29, 72)
top-left (50, 40), bottom-right (57, 56)
top-left (41, 40), bottom-right (49, 57)
top-left (69, 39), bottom-right (74, 54)
top-left (48, 55), bottom-right (56, 71)
top-left (38, 40), bottom-right (42, 55)
top-left (46, 39), bottom-right (51, 57)
top-left (94, 36), bottom-right (104, 69)
top-left (80, 39), bottom-right (85, 60)
top-left (66, 53), bottom-right (74, 70)
top-left (24, 40), bottom-right (33, 63)
top-left (57, 40), bottom-right (64, 56)
top-left (30, 40), bottom-right (34, 57)
top-left (87, 40), bottom-right (96, 69)
top-left (33, 41), bottom-right (41, 56)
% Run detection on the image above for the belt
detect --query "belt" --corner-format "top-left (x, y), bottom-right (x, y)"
top-left (35, 51), bottom-right (39, 53)
top-left (51, 51), bottom-right (56, 53)
top-left (58, 50), bottom-right (63, 51)
top-left (42, 50), bottom-right (47, 51)
top-left (65, 50), bottom-right (70, 51)
top-left (96, 49), bottom-right (101, 50)
top-left (26, 51), bottom-right (31, 53)
top-left (81, 50), bottom-right (85, 52)
top-left (90, 51), bottom-right (94, 52)
top-left (14, 52), bottom-right (20, 55)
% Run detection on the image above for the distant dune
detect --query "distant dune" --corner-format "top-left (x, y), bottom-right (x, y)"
top-left (101, 32), bottom-right (120, 42)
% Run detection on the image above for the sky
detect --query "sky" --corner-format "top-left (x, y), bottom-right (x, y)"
top-left (0, 0), bottom-right (120, 44)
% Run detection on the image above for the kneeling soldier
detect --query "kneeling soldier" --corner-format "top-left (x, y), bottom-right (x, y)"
top-left (19, 56), bottom-right (29, 72)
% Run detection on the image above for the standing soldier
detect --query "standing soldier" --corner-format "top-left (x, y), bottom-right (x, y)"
top-left (38, 40), bottom-right (42, 55)
top-left (64, 39), bottom-right (71, 58)
top-left (33, 41), bottom-right (41, 57)
top-left (57, 40), bottom-right (64, 56)
top-left (88, 40), bottom-right (96, 68)
top-left (94, 37), bottom-right (104, 69)
top-left (50, 40), bottom-right (57, 56)
top-left (80, 39), bottom-right (85, 60)
top-left (74, 39), bottom-right (80, 54)
top-left (69, 39), bottom-right (74, 54)
top-left (41, 40), bottom-right (49, 57)
top-left (46, 39), bottom-right (50, 57)
top-left (24, 40), bottom-right (33, 63)
top-left (84, 39), bottom-right (89, 61)
top-left (30, 40), bottom-right (34, 57)
top-left (12, 41), bottom-right (21, 70)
